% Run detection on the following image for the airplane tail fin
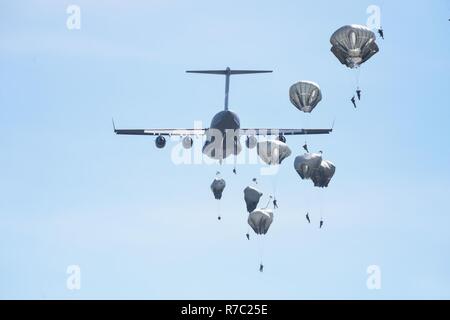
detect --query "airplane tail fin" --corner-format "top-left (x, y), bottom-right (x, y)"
top-left (186, 67), bottom-right (272, 111)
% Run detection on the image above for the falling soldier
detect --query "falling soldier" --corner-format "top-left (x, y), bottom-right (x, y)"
top-left (351, 96), bottom-right (357, 108)
top-left (378, 27), bottom-right (384, 39)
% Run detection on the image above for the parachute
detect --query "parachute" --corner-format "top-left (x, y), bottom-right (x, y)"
top-left (244, 186), bottom-right (263, 213)
top-left (330, 24), bottom-right (379, 69)
top-left (311, 160), bottom-right (336, 188)
top-left (257, 140), bottom-right (292, 165)
top-left (248, 209), bottom-right (274, 235)
top-left (289, 81), bottom-right (322, 113)
top-left (293, 152), bottom-right (323, 180)
top-left (210, 177), bottom-right (226, 200)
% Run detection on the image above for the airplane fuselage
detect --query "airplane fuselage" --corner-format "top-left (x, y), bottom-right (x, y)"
top-left (209, 110), bottom-right (240, 132)
top-left (202, 110), bottom-right (242, 160)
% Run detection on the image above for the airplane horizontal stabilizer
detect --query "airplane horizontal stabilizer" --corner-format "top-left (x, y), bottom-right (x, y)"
top-left (186, 69), bottom-right (272, 75)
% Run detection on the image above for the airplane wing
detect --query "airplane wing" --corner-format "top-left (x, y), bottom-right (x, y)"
top-left (238, 128), bottom-right (332, 135)
top-left (114, 128), bottom-right (207, 136)
top-left (114, 127), bottom-right (331, 136)
top-left (113, 121), bottom-right (332, 137)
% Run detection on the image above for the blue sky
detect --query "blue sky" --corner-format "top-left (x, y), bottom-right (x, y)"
top-left (1, 0), bottom-right (450, 299)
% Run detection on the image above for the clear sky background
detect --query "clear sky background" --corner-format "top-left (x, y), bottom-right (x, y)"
top-left (1, 0), bottom-right (450, 299)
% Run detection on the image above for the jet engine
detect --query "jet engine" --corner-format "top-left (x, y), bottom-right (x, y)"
top-left (245, 136), bottom-right (257, 149)
top-left (155, 135), bottom-right (166, 148)
top-left (182, 136), bottom-right (193, 149)
top-left (276, 134), bottom-right (286, 143)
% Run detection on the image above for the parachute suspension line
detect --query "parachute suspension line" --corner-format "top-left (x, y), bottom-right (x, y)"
top-left (273, 179), bottom-right (277, 206)
top-left (355, 67), bottom-right (361, 90)
top-left (264, 196), bottom-right (272, 209)
top-left (318, 189), bottom-right (323, 222)
top-left (304, 117), bottom-right (308, 146)
top-left (217, 199), bottom-right (221, 221)
top-left (257, 235), bottom-right (265, 271)
top-left (233, 138), bottom-right (238, 174)
top-left (304, 115), bottom-right (310, 149)
top-left (302, 115), bottom-right (311, 154)
top-left (305, 132), bottom-right (308, 150)
top-left (271, 171), bottom-right (278, 209)
top-left (305, 185), bottom-right (311, 218)
top-left (318, 189), bottom-right (325, 229)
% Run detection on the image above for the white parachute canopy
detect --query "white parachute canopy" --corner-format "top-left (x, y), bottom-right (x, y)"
top-left (330, 24), bottom-right (379, 69)
top-left (257, 140), bottom-right (292, 165)
top-left (293, 152), bottom-right (323, 180)
top-left (244, 186), bottom-right (263, 213)
top-left (248, 209), bottom-right (274, 235)
top-left (289, 81), bottom-right (322, 113)
top-left (210, 178), bottom-right (226, 200)
top-left (311, 160), bottom-right (336, 188)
